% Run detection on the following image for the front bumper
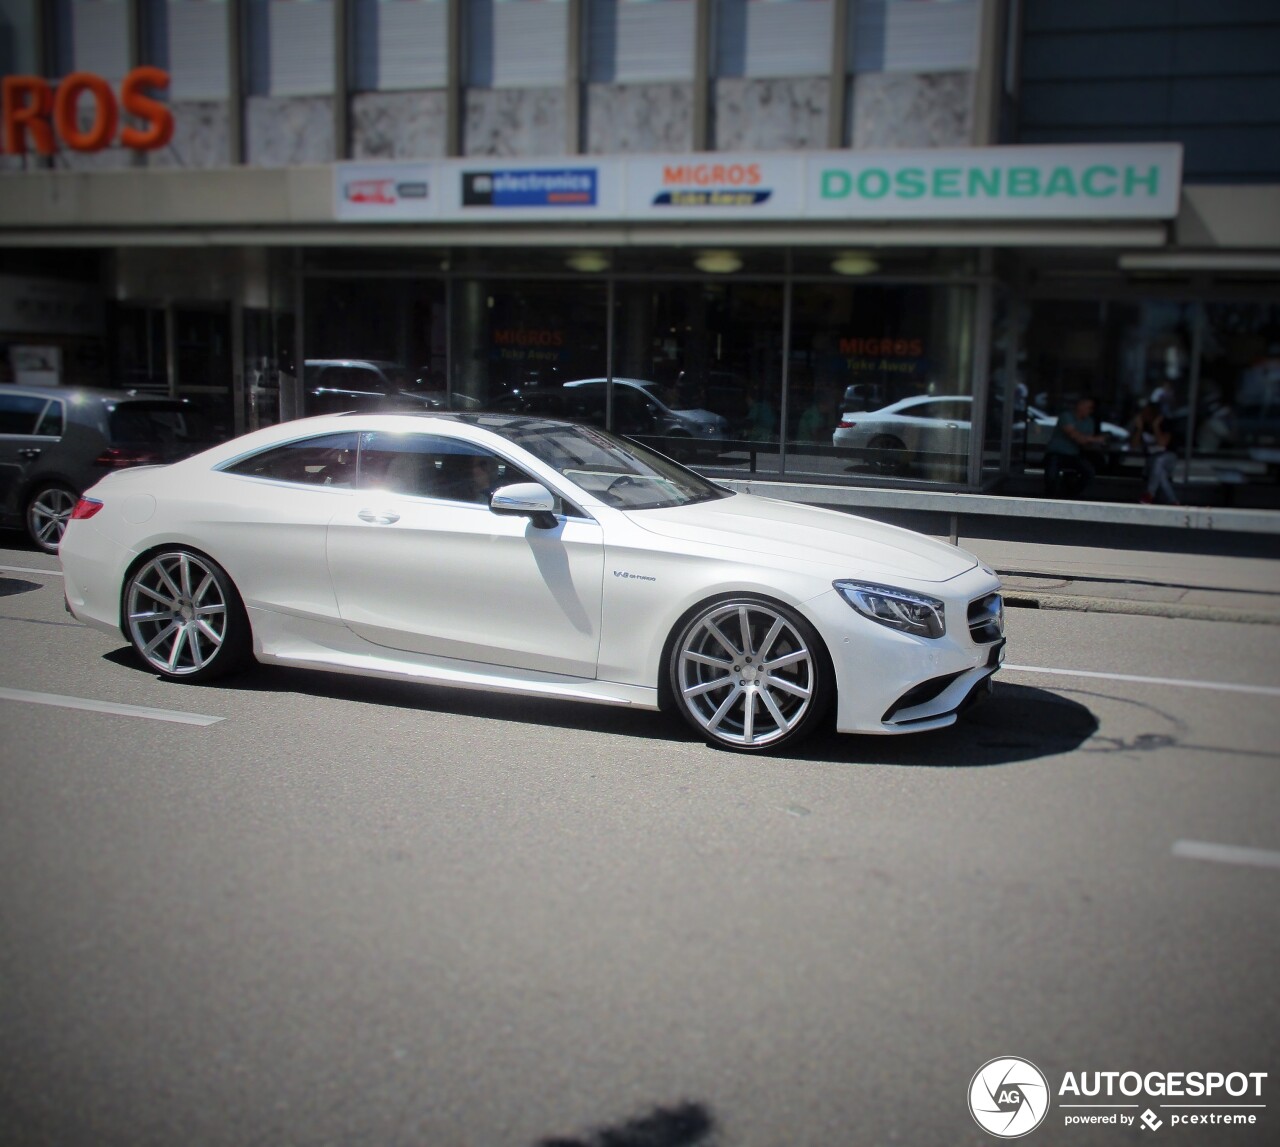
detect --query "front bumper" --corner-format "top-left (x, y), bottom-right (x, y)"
top-left (808, 565), bottom-right (1005, 735)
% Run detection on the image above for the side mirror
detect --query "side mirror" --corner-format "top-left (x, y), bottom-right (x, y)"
top-left (489, 482), bottom-right (559, 529)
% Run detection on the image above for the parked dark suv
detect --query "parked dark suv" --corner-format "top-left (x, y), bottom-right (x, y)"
top-left (0, 386), bottom-right (216, 552)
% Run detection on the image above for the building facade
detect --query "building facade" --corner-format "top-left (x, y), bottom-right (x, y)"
top-left (1, 0), bottom-right (1278, 501)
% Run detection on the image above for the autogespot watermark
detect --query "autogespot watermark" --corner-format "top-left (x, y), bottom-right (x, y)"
top-left (968, 1061), bottom-right (1268, 1137)
top-left (969, 1058), bottom-right (1052, 1138)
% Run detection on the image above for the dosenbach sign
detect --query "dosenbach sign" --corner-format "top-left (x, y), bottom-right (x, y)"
top-left (808, 144), bottom-right (1183, 220)
top-left (1, 68), bottom-right (174, 154)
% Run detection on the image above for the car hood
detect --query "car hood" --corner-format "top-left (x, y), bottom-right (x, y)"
top-left (671, 406), bottom-right (724, 424)
top-left (624, 492), bottom-right (978, 583)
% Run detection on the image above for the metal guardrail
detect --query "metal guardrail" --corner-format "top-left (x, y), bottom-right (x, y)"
top-left (718, 479), bottom-right (1280, 535)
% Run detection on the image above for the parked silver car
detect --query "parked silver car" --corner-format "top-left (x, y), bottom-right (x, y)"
top-left (0, 386), bottom-right (214, 552)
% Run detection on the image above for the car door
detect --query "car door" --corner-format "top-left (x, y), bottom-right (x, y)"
top-left (326, 430), bottom-right (605, 678)
top-left (899, 399), bottom-right (970, 463)
top-left (0, 392), bottom-right (61, 523)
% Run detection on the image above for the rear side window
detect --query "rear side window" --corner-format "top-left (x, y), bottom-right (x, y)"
top-left (33, 400), bottom-right (65, 436)
top-left (223, 432), bottom-right (360, 488)
top-left (108, 401), bottom-right (213, 447)
top-left (0, 394), bottom-right (53, 435)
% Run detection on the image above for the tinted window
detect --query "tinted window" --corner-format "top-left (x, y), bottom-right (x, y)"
top-left (33, 400), bottom-right (65, 437)
top-left (224, 432), bottom-right (360, 488)
top-left (0, 394), bottom-right (51, 436)
top-left (359, 431), bottom-right (535, 505)
top-left (108, 401), bottom-right (215, 448)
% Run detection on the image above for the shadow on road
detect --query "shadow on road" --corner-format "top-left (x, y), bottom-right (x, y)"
top-left (796, 682), bottom-right (1099, 768)
top-left (105, 647), bottom-right (1097, 769)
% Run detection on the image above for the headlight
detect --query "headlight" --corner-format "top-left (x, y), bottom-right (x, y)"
top-left (834, 579), bottom-right (946, 639)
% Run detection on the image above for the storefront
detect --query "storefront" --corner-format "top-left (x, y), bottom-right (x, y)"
top-left (2, 140), bottom-right (1278, 504)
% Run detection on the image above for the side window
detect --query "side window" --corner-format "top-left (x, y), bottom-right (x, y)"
top-left (34, 400), bottom-right (64, 437)
top-left (359, 432), bottom-right (539, 506)
top-left (223, 432), bottom-right (359, 487)
top-left (0, 394), bottom-right (51, 436)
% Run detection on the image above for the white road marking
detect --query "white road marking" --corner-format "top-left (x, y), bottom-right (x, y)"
top-left (1172, 840), bottom-right (1280, 870)
top-left (1002, 663), bottom-right (1280, 698)
top-left (0, 564), bottom-right (62, 576)
top-left (0, 687), bottom-right (224, 727)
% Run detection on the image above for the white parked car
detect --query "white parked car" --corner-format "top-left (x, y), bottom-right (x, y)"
top-left (833, 395), bottom-right (1127, 470)
top-left (60, 413), bottom-right (1004, 754)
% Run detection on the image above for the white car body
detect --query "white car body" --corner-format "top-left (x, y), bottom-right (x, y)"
top-left (60, 412), bottom-right (1004, 751)
top-left (833, 395), bottom-right (1127, 457)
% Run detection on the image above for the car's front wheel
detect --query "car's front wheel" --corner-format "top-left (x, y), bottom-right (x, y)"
top-left (25, 483), bottom-right (78, 553)
top-left (669, 596), bottom-right (831, 753)
top-left (123, 549), bottom-right (251, 682)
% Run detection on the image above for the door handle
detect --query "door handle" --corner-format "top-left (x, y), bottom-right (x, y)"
top-left (357, 508), bottom-right (400, 525)
top-left (18, 447), bottom-right (42, 460)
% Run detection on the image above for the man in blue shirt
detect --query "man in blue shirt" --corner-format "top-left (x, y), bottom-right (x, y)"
top-left (1043, 394), bottom-right (1108, 497)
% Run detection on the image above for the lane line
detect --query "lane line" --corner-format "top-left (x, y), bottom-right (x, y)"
top-left (0, 564), bottom-right (62, 576)
top-left (0, 687), bottom-right (224, 727)
top-left (1002, 663), bottom-right (1280, 698)
top-left (1172, 840), bottom-right (1280, 870)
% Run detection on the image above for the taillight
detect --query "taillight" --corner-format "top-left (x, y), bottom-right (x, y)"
top-left (838, 419), bottom-right (857, 429)
top-left (93, 447), bottom-right (159, 469)
top-left (71, 497), bottom-right (104, 520)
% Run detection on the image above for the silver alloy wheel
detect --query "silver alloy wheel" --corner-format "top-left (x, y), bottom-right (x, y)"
top-left (126, 551), bottom-right (229, 676)
top-left (27, 486), bottom-right (77, 553)
top-left (676, 600), bottom-right (817, 749)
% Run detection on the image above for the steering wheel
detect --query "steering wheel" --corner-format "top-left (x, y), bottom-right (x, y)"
top-left (605, 474), bottom-right (643, 496)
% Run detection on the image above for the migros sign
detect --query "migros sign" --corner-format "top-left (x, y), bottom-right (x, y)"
top-left (1, 68), bottom-right (174, 155)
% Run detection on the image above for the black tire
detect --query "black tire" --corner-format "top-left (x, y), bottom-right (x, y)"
top-left (668, 595), bottom-right (832, 753)
top-left (867, 434), bottom-right (909, 475)
top-left (122, 548), bottom-right (252, 683)
top-left (25, 483), bottom-right (78, 554)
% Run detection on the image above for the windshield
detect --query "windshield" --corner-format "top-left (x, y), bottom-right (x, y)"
top-left (488, 418), bottom-right (731, 511)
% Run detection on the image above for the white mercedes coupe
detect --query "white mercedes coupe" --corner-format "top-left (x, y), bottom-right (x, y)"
top-left (59, 412), bottom-right (1005, 753)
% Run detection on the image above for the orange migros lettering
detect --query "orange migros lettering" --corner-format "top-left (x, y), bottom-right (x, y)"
top-left (1, 67), bottom-right (173, 155)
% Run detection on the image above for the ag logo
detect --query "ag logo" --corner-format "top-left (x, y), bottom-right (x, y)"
top-left (968, 1057), bottom-right (1051, 1138)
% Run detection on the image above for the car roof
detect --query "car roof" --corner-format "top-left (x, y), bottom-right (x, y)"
top-left (0, 384), bottom-right (184, 403)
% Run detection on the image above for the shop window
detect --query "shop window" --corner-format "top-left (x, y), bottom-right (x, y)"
top-left (1024, 297), bottom-right (1280, 505)
top-left (109, 303), bottom-right (168, 395)
top-left (786, 282), bottom-right (975, 484)
top-left (304, 278), bottom-right (447, 414)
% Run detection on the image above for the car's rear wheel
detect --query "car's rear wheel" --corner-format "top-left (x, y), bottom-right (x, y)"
top-left (124, 549), bottom-right (251, 682)
top-left (25, 483), bottom-right (78, 553)
top-left (867, 434), bottom-right (909, 475)
top-left (670, 596), bottom-right (831, 753)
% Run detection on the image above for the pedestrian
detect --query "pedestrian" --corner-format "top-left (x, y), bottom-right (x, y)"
top-left (1130, 400), bottom-right (1180, 505)
top-left (1043, 393), bottom-right (1108, 497)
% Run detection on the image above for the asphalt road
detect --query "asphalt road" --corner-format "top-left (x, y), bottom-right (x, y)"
top-left (0, 537), bottom-right (1277, 1147)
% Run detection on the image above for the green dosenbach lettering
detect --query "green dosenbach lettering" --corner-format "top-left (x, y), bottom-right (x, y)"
top-left (819, 162), bottom-right (1162, 202)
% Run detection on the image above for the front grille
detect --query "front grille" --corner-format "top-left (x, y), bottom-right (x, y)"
top-left (968, 592), bottom-right (1004, 644)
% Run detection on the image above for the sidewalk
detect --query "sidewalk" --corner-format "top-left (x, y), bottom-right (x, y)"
top-left (957, 533), bottom-right (1280, 625)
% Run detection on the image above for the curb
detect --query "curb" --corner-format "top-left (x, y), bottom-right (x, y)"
top-left (1002, 592), bottom-right (1280, 625)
